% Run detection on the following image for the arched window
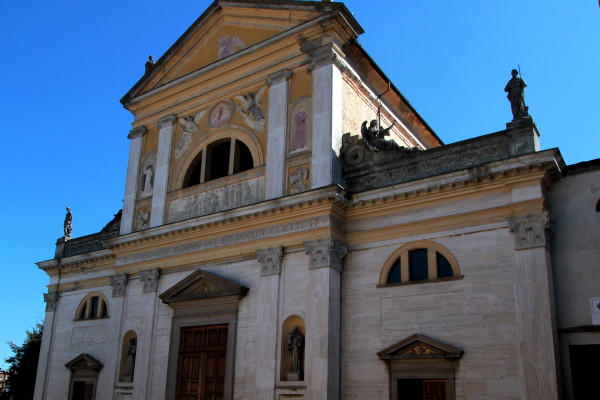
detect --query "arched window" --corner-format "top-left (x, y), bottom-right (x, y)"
top-left (75, 293), bottom-right (109, 320)
top-left (183, 138), bottom-right (254, 188)
top-left (379, 241), bottom-right (461, 286)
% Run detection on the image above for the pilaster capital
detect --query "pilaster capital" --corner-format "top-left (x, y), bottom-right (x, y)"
top-left (43, 292), bottom-right (59, 312)
top-left (266, 69), bottom-right (292, 87)
top-left (157, 114), bottom-right (177, 129)
top-left (257, 246), bottom-right (284, 276)
top-left (110, 273), bottom-right (129, 297)
top-left (127, 126), bottom-right (147, 140)
top-left (140, 268), bottom-right (161, 293)
top-left (307, 45), bottom-right (348, 74)
top-left (507, 211), bottom-right (551, 250)
top-left (304, 238), bottom-right (348, 272)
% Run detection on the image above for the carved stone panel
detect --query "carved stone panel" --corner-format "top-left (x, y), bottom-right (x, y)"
top-left (257, 246), bottom-right (284, 276)
top-left (140, 268), bottom-right (161, 293)
top-left (289, 167), bottom-right (309, 194)
top-left (110, 274), bottom-right (129, 297)
top-left (507, 211), bottom-right (550, 250)
top-left (303, 238), bottom-right (348, 272)
top-left (44, 292), bottom-right (59, 312)
top-left (168, 176), bottom-right (264, 223)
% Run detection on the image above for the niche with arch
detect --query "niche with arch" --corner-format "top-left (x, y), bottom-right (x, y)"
top-left (280, 315), bottom-right (306, 382)
top-left (118, 330), bottom-right (138, 383)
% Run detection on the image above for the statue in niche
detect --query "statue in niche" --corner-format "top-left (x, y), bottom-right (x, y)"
top-left (289, 104), bottom-right (308, 152)
top-left (141, 164), bottom-right (154, 196)
top-left (504, 69), bottom-right (530, 121)
top-left (64, 207), bottom-right (73, 240)
top-left (361, 120), bottom-right (418, 153)
top-left (176, 110), bottom-right (206, 158)
top-left (124, 338), bottom-right (137, 382)
top-left (287, 326), bottom-right (304, 381)
top-left (235, 87), bottom-right (266, 131)
top-left (289, 167), bottom-right (309, 194)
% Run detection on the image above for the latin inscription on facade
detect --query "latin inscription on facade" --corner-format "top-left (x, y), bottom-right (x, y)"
top-left (116, 216), bottom-right (327, 266)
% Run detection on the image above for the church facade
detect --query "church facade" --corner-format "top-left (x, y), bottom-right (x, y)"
top-left (33, 1), bottom-right (600, 399)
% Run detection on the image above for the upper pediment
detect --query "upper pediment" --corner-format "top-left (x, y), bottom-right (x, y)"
top-left (159, 269), bottom-right (249, 304)
top-left (122, 1), bottom-right (362, 104)
top-left (377, 334), bottom-right (463, 360)
top-left (65, 353), bottom-right (104, 371)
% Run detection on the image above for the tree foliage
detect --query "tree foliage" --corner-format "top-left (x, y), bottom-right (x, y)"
top-left (0, 323), bottom-right (43, 400)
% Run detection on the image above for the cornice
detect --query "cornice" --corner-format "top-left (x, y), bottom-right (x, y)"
top-left (37, 249), bottom-right (116, 276)
top-left (103, 185), bottom-right (350, 251)
top-left (345, 149), bottom-right (562, 218)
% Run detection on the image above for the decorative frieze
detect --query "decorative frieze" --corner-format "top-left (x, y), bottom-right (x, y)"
top-left (304, 238), bottom-right (348, 272)
top-left (507, 211), bottom-right (550, 250)
top-left (140, 268), bottom-right (161, 293)
top-left (110, 273), bottom-right (129, 297)
top-left (43, 292), bottom-right (59, 312)
top-left (257, 246), bottom-right (284, 276)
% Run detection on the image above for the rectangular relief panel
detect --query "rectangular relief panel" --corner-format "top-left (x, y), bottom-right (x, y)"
top-left (168, 176), bottom-right (264, 223)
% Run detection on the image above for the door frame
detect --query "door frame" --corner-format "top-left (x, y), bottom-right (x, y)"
top-left (164, 297), bottom-right (240, 400)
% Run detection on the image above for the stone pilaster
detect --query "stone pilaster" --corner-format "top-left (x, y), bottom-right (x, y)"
top-left (265, 69), bottom-right (292, 200)
top-left (255, 246), bottom-right (284, 399)
top-left (507, 211), bottom-right (550, 250)
top-left (140, 268), bottom-right (161, 293)
top-left (120, 126), bottom-right (146, 235)
top-left (33, 291), bottom-right (61, 400)
top-left (507, 211), bottom-right (561, 399)
top-left (309, 46), bottom-right (345, 189)
top-left (303, 238), bottom-right (347, 400)
top-left (43, 292), bottom-right (59, 312)
top-left (150, 115), bottom-right (177, 228)
top-left (134, 268), bottom-right (161, 399)
top-left (257, 246), bottom-right (284, 276)
top-left (110, 273), bottom-right (128, 297)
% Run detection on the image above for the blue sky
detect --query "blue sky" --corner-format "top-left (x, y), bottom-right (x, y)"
top-left (0, 0), bottom-right (598, 368)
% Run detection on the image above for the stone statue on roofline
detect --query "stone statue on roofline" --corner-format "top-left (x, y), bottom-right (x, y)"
top-left (64, 207), bottom-right (72, 240)
top-left (504, 68), bottom-right (530, 121)
top-left (145, 55), bottom-right (155, 74)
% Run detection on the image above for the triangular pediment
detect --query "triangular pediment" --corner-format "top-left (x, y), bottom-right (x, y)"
top-left (159, 269), bottom-right (248, 304)
top-left (377, 334), bottom-right (463, 361)
top-left (123, 1), bottom-right (358, 103)
top-left (65, 354), bottom-right (103, 371)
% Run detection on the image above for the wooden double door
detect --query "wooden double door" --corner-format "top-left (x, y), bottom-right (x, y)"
top-left (176, 324), bottom-right (228, 400)
top-left (397, 379), bottom-right (447, 400)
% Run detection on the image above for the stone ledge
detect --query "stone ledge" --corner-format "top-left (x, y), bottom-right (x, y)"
top-left (342, 121), bottom-right (542, 193)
